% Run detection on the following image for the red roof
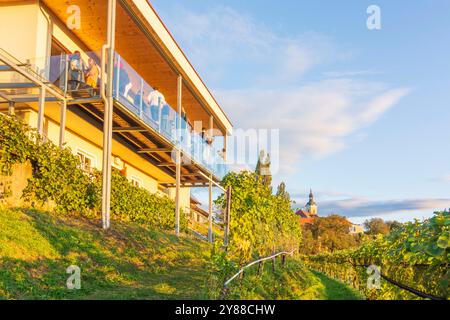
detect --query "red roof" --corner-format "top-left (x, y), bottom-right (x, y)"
top-left (295, 209), bottom-right (318, 225)
top-left (299, 217), bottom-right (316, 225)
top-left (295, 209), bottom-right (316, 218)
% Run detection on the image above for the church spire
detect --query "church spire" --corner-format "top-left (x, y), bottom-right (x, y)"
top-left (305, 188), bottom-right (318, 215)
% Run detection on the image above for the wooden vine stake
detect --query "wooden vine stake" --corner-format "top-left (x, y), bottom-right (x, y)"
top-left (224, 186), bottom-right (231, 246)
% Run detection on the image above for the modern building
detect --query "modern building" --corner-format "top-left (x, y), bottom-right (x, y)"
top-left (295, 189), bottom-right (318, 225)
top-left (0, 0), bottom-right (232, 238)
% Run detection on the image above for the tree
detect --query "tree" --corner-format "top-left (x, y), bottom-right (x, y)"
top-left (386, 220), bottom-right (403, 232)
top-left (364, 218), bottom-right (390, 235)
top-left (299, 228), bottom-right (317, 255)
top-left (300, 215), bottom-right (360, 253)
top-left (215, 171), bottom-right (301, 264)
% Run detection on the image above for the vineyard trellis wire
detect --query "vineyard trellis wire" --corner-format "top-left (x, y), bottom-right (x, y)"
top-left (348, 261), bottom-right (447, 300)
top-left (304, 258), bottom-right (449, 300)
top-left (221, 249), bottom-right (297, 298)
top-left (304, 210), bottom-right (449, 300)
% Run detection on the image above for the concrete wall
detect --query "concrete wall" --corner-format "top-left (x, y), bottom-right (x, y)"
top-left (0, 162), bottom-right (32, 207)
top-left (0, 1), bottom-right (50, 75)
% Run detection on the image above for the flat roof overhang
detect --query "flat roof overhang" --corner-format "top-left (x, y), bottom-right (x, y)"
top-left (41, 0), bottom-right (233, 136)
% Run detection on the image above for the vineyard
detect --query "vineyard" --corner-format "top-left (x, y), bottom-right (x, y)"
top-left (303, 211), bottom-right (450, 300)
top-left (1, 115), bottom-right (449, 300)
top-left (214, 171), bottom-right (302, 265)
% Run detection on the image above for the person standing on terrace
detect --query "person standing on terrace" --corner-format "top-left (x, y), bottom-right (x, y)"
top-left (147, 87), bottom-right (166, 125)
top-left (68, 51), bottom-right (85, 91)
top-left (85, 58), bottom-right (99, 92)
top-left (113, 59), bottom-right (131, 98)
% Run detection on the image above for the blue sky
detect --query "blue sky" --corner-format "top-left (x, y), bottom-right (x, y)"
top-left (150, 0), bottom-right (450, 223)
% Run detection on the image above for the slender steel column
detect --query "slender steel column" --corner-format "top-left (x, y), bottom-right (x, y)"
top-left (100, 43), bottom-right (108, 229)
top-left (37, 87), bottom-right (46, 135)
top-left (101, 0), bottom-right (116, 229)
top-left (139, 78), bottom-right (144, 118)
top-left (59, 100), bottom-right (67, 148)
top-left (175, 75), bottom-right (182, 236)
top-left (224, 186), bottom-right (231, 246)
top-left (208, 115), bottom-right (214, 243)
top-left (208, 174), bottom-right (213, 243)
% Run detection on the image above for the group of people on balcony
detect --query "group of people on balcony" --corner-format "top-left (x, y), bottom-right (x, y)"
top-left (68, 51), bottom-right (99, 93)
top-left (66, 51), bottom-right (217, 162)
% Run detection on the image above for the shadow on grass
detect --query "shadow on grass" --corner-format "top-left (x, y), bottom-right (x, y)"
top-left (0, 208), bottom-right (210, 300)
top-left (310, 270), bottom-right (363, 300)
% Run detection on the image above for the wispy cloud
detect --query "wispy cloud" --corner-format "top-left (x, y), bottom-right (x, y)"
top-left (291, 189), bottom-right (357, 202)
top-left (308, 197), bottom-right (450, 218)
top-left (216, 83), bottom-right (410, 173)
top-left (431, 174), bottom-right (450, 183)
top-left (165, 6), bottom-right (331, 86)
top-left (323, 70), bottom-right (382, 78)
top-left (161, 5), bottom-right (410, 175)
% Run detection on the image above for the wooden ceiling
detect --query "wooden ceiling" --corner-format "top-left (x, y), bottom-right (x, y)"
top-left (43, 0), bottom-right (225, 135)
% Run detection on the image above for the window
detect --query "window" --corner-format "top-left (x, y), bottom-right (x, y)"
top-left (131, 176), bottom-right (143, 188)
top-left (50, 38), bottom-right (69, 88)
top-left (76, 149), bottom-right (95, 173)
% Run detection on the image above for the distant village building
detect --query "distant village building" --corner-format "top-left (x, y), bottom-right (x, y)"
top-left (294, 190), bottom-right (365, 234)
top-left (295, 189), bottom-right (318, 225)
top-left (349, 224), bottom-right (365, 234)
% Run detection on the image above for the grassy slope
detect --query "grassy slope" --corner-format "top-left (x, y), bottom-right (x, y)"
top-left (0, 207), bottom-right (362, 300)
top-left (227, 260), bottom-right (363, 300)
top-left (0, 207), bottom-right (211, 300)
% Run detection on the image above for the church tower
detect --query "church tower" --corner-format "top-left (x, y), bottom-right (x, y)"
top-left (305, 189), bottom-right (318, 215)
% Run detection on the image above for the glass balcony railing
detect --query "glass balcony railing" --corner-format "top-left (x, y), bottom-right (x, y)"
top-left (112, 52), bottom-right (228, 179)
top-left (29, 51), bottom-right (102, 96)
top-left (32, 51), bottom-right (228, 179)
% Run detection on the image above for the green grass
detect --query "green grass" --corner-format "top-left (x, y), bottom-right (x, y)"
top-left (308, 270), bottom-right (364, 300)
top-left (0, 206), bottom-right (363, 300)
top-left (0, 207), bottom-right (211, 300)
top-left (226, 259), bottom-right (364, 300)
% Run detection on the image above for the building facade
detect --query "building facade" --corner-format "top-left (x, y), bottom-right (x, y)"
top-left (349, 224), bottom-right (365, 235)
top-left (295, 189), bottom-right (318, 225)
top-left (0, 0), bottom-right (232, 234)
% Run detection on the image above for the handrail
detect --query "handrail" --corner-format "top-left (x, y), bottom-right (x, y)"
top-left (224, 249), bottom-right (297, 287)
top-left (0, 48), bottom-right (24, 66)
top-left (0, 49), bottom-right (65, 100)
top-left (0, 46), bottom-right (227, 178)
top-left (111, 51), bottom-right (227, 179)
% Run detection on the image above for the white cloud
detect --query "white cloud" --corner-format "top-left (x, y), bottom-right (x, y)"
top-left (323, 70), bottom-right (381, 78)
top-left (292, 189), bottom-right (450, 222)
top-left (160, 5), bottom-right (410, 175)
top-left (431, 174), bottom-right (450, 183)
top-left (216, 83), bottom-right (410, 174)
top-left (163, 5), bottom-right (331, 86)
top-left (314, 197), bottom-right (450, 218)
